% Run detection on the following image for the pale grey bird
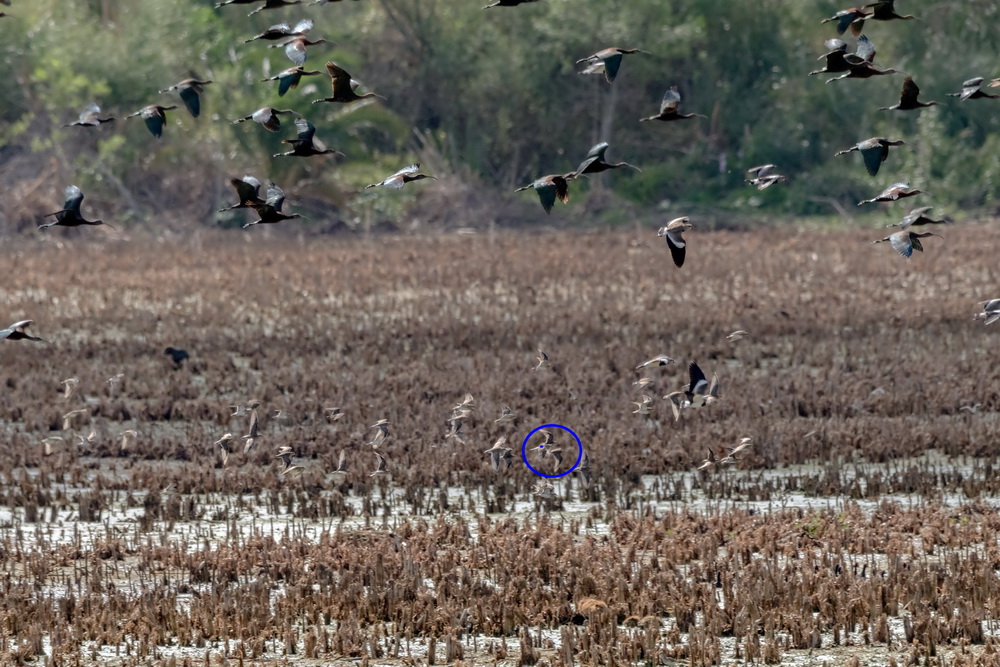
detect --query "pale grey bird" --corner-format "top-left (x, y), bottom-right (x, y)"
top-left (532, 481), bottom-right (557, 499)
top-left (633, 377), bottom-right (654, 390)
top-left (632, 395), bottom-right (654, 415)
top-left (242, 408), bottom-right (260, 453)
top-left (975, 299), bottom-right (1000, 325)
top-left (60, 377), bottom-right (79, 400)
top-left (364, 164), bottom-right (436, 190)
top-left (576, 452), bottom-right (592, 488)
top-left (120, 429), bottom-right (138, 452)
top-left (326, 406), bottom-right (344, 421)
top-left (371, 419), bottom-right (390, 438)
top-left (697, 448), bottom-right (717, 470)
top-left (63, 102), bottom-right (115, 128)
top-left (635, 354), bottom-right (675, 371)
top-left (215, 433), bottom-right (235, 466)
top-left (62, 409), bottom-right (88, 431)
top-left (721, 437), bottom-right (753, 464)
top-left (575, 47), bottom-right (646, 83)
top-left (452, 393), bottom-right (475, 412)
top-left (274, 446), bottom-right (304, 476)
top-left (888, 206), bottom-right (951, 230)
top-left (534, 348), bottom-right (551, 371)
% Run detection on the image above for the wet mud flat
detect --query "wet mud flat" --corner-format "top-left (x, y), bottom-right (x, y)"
top-left (2, 225), bottom-right (1000, 665)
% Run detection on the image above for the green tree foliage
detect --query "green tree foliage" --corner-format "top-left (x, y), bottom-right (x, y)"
top-left (1, 0), bottom-right (998, 230)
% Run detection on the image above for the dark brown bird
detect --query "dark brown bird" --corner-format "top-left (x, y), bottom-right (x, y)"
top-left (244, 183), bottom-right (301, 229)
top-left (244, 19), bottom-right (312, 43)
top-left (125, 105), bottom-right (178, 138)
top-left (39, 185), bottom-right (116, 231)
top-left (948, 77), bottom-right (1000, 101)
top-left (888, 206), bottom-right (951, 230)
top-left (515, 174), bottom-right (571, 214)
top-left (864, 0), bottom-right (918, 21)
top-left (261, 66), bottom-right (322, 97)
top-left (164, 347), bottom-right (189, 366)
top-left (639, 86), bottom-right (705, 123)
top-left (62, 103), bottom-right (114, 128)
top-left (232, 107), bottom-right (298, 132)
top-left (835, 137), bottom-right (905, 177)
top-left (826, 35), bottom-right (897, 83)
top-left (219, 176), bottom-right (266, 212)
top-left (312, 62), bottom-right (384, 104)
top-left (858, 182), bottom-right (921, 205)
top-left (567, 142), bottom-right (641, 178)
top-left (273, 117), bottom-right (343, 158)
top-left (879, 77), bottom-right (938, 111)
top-left (159, 79), bottom-right (213, 118)
top-left (482, 0), bottom-right (542, 8)
top-left (274, 34), bottom-right (328, 66)
top-left (821, 7), bottom-right (871, 35)
top-left (873, 230), bottom-right (940, 258)
top-left (364, 164), bottom-right (437, 190)
top-left (576, 47), bottom-right (646, 83)
top-left (1, 320), bottom-right (46, 343)
top-left (809, 39), bottom-right (851, 76)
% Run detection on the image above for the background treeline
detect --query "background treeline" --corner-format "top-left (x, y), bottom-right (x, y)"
top-left (1, 0), bottom-right (998, 232)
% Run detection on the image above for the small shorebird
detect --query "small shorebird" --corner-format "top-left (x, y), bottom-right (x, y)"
top-left (974, 299), bottom-right (1000, 325)
top-left (242, 408), bottom-right (260, 453)
top-left (215, 433), bottom-right (235, 466)
top-left (484, 436), bottom-right (511, 472)
top-left (746, 164), bottom-right (786, 190)
top-left (697, 448), bottom-right (717, 470)
top-left (820, 8), bottom-right (869, 36)
top-left (60, 377), bottom-right (79, 400)
top-left (872, 230), bottom-right (940, 259)
top-left (445, 412), bottom-right (468, 443)
top-left (532, 481), bottom-right (557, 500)
top-left (275, 446), bottom-right (304, 476)
top-left (370, 419), bottom-right (391, 444)
top-left (370, 451), bottom-right (388, 477)
top-left (835, 137), bottom-right (905, 177)
top-left (858, 182), bottom-right (921, 206)
top-left (664, 362), bottom-right (719, 421)
top-left (633, 377), bottom-right (654, 390)
top-left (75, 429), bottom-right (98, 447)
top-left (658, 217), bottom-right (692, 268)
top-left (41, 436), bottom-right (66, 456)
top-left (534, 348), bottom-right (551, 371)
top-left (230, 400), bottom-right (260, 417)
top-left (326, 406), bottom-right (344, 421)
top-left (453, 393), bottom-right (475, 412)
top-left (879, 77), bottom-right (938, 111)
top-left (727, 330), bottom-right (751, 342)
top-left (62, 409), bottom-right (88, 431)
top-left (635, 354), bottom-right (675, 370)
top-left (1, 320), bottom-right (46, 342)
top-left (530, 429), bottom-right (556, 458)
top-left (721, 437), bottom-right (753, 464)
top-left (331, 450), bottom-right (349, 479)
top-left (495, 403), bottom-right (514, 424)
top-left (575, 48), bottom-right (646, 83)
top-left (106, 373), bottom-right (124, 390)
top-left (889, 206), bottom-right (951, 230)
top-left (632, 395), bottom-right (654, 415)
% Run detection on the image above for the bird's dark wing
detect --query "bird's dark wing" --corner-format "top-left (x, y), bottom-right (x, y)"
top-left (860, 144), bottom-right (885, 177)
top-left (178, 86), bottom-right (201, 118)
top-left (326, 61), bottom-right (353, 97)
top-left (552, 176), bottom-right (569, 204)
top-left (277, 69), bottom-right (298, 96)
top-left (63, 185), bottom-right (84, 212)
top-left (232, 176), bottom-right (262, 203)
top-left (665, 229), bottom-right (686, 268)
top-left (688, 362), bottom-right (707, 394)
top-left (602, 52), bottom-right (623, 82)
top-left (294, 117), bottom-right (316, 142)
top-left (535, 182), bottom-right (557, 214)
top-left (899, 77), bottom-right (919, 107)
top-left (142, 108), bottom-right (166, 137)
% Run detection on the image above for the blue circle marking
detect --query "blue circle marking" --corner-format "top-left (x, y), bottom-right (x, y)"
top-left (521, 424), bottom-right (583, 479)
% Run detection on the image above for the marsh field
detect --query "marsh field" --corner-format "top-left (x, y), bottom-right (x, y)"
top-left (3, 223), bottom-right (1000, 667)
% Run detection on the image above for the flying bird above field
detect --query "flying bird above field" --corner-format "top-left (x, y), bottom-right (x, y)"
top-left (658, 216), bottom-right (693, 268)
top-left (242, 408), bottom-right (260, 453)
top-left (889, 206), bottom-right (951, 229)
top-left (219, 176), bottom-right (266, 212)
top-left (746, 164), bottom-right (786, 190)
top-left (835, 137), bottom-right (905, 177)
top-left (879, 77), bottom-right (938, 111)
top-left (62, 103), bottom-right (114, 128)
top-left (947, 77), bottom-right (1000, 101)
top-left (365, 164), bottom-right (437, 190)
top-left (330, 450), bottom-right (349, 478)
top-left (126, 105), bottom-right (178, 138)
top-left (821, 7), bottom-right (870, 35)
top-left (632, 395), bottom-right (654, 415)
top-left (326, 407), bottom-right (344, 421)
top-left (858, 182), bottom-right (921, 205)
top-left (576, 452), bottom-right (592, 488)
top-left (275, 446), bottom-right (305, 475)
top-left (495, 403), bottom-right (514, 423)
top-left (371, 419), bottom-right (391, 439)
top-left (243, 183), bottom-right (301, 229)
top-left (40, 185), bottom-right (115, 231)
top-left (516, 174), bottom-right (572, 214)
top-left (640, 86), bottom-right (705, 123)
top-left (727, 330), bottom-right (751, 342)
top-left (217, 0), bottom-right (303, 17)
top-left (233, 107), bottom-right (298, 133)
top-left (864, 0), bottom-right (918, 21)
top-left (215, 433), bottom-right (235, 466)
top-left (532, 481), bottom-right (556, 499)
top-left (575, 47), bottom-right (646, 83)
top-left (0, 320), bottom-right (45, 342)
top-left (261, 66), bottom-right (322, 97)
top-left (568, 142), bottom-right (641, 178)
top-left (825, 35), bottom-right (897, 83)
top-left (697, 448), bottom-right (717, 470)
top-left (635, 355), bottom-right (676, 370)
top-left (275, 33), bottom-right (328, 66)
top-left (975, 300), bottom-right (1000, 325)
top-left (633, 377), bottom-right (654, 389)
top-left (273, 117), bottom-right (342, 158)
top-left (159, 79), bottom-right (213, 119)
top-left (872, 230), bottom-right (940, 258)
top-left (809, 39), bottom-right (851, 77)
top-left (245, 19), bottom-right (312, 43)
top-left (534, 348), bottom-right (551, 371)
top-left (370, 451), bottom-right (388, 477)
top-left (664, 362), bottom-right (719, 421)
top-left (312, 62), bottom-right (383, 104)
top-left (484, 436), bottom-right (512, 472)
top-left (483, 0), bottom-right (542, 8)
top-left (60, 377), bottom-right (79, 400)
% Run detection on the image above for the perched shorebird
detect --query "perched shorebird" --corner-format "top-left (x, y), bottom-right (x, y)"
top-left (835, 137), bottom-right (905, 177)
top-left (1, 320), bottom-right (46, 342)
top-left (370, 451), bottom-right (388, 477)
top-left (746, 164), bottom-right (786, 190)
top-left (576, 47), bottom-right (646, 83)
top-left (534, 348), bottom-right (551, 371)
top-left (242, 408), bottom-right (260, 453)
top-left (888, 206), bottom-right (951, 230)
top-left (331, 450), bottom-right (349, 479)
top-left (872, 230), bottom-right (940, 259)
top-left (215, 433), bottom-right (235, 466)
top-left (62, 409), bottom-right (88, 431)
top-left (664, 362), bottom-right (719, 421)
top-left (975, 299), bottom-right (1000, 325)
top-left (727, 330), bottom-right (751, 342)
top-left (495, 403), bottom-right (514, 424)
top-left (697, 448), bottom-right (717, 470)
top-left (275, 446), bottom-right (304, 476)
top-left (632, 395), bottom-right (654, 415)
top-left (60, 377), bottom-right (79, 400)
top-left (858, 182), bottom-right (921, 206)
top-left (484, 436), bottom-right (512, 472)
top-left (63, 103), bottom-right (115, 128)
top-left (164, 347), bottom-right (189, 367)
top-left (635, 354), bottom-right (675, 370)
top-left (658, 217), bottom-right (692, 268)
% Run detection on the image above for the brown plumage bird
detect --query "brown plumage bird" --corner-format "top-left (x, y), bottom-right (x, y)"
top-left (879, 77), bottom-right (938, 111)
top-left (63, 103), bottom-right (114, 128)
top-left (825, 35), bottom-right (897, 83)
top-left (657, 216), bottom-right (693, 268)
top-left (245, 19), bottom-right (312, 43)
top-left (515, 174), bottom-right (572, 214)
top-left (312, 62), bottom-right (384, 105)
top-left (243, 183), bottom-right (301, 229)
top-left (640, 86), bottom-right (705, 123)
top-left (835, 137), bottom-right (905, 177)
top-left (273, 117), bottom-right (343, 158)
top-left (821, 7), bottom-right (870, 35)
top-left (159, 78), bottom-right (213, 118)
top-left (218, 176), bottom-right (266, 212)
top-left (948, 77), bottom-right (1000, 101)
top-left (873, 230), bottom-right (940, 259)
top-left (40, 185), bottom-right (116, 231)
top-left (576, 47), bottom-right (646, 83)
top-left (364, 164), bottom-right (436, 190)
top-left (567, 142), bottom-right (641, 178)
top-left (864, 0), bottom-right (918, 21)
top-left (125, 105), bottom-right (178, 138)
top-left (274, 34), bottom-right (328, 66)
top-left (858, 182), bottom-right (921, 205)
top-left (809, 39), bottom-right (851, 76)
top-left (246, 0), bottom-right (303, 17)
top-left (261, 66), bottom-right (322, 97)
top-left (232, 107), bottom-right (298, 132)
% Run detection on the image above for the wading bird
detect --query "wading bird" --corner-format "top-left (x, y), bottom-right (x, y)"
top-left (63, 103), bottom-right (114, 128)
top-left (576, 452), bottom-right (592, 488)
top-left (365, 164), bottom-right (436, 190)
top-left (865, 0), bottom-right (918, 22)
top-left (242, 408), bottom-right (260, 453)
top-left (312, 62), bottom-right (383, 104)
top-left (484, 436), bottom-right (512, 472)
top-left (889, 206), bottom-right (951, 229)
top-left (126, 104), bottom-right (178, 138)
top-left (809, 39), bottom-right (851, 77)
top-left (246, 0), bottom-right (303, 16)
top-left (568, 142), bottom-right (641, 178)
top-left (534, 348), bottom-right (551, 370)
top-left (243, 183), bottom-right (301, 229)
top-left (948, 77), bottom-right (1000, 101)
top-left (664, 362), bottom-right (719, 421)
top-left (261, 66), bottom-right (322, 97)
top-left (164, 347), bottom-right (189, 367)
top-left (635, 355), bottom-right (675, 370)
top-left (658, 216), bottom-right (692, 268)
top-left (576, 47), bottom-right (646, 83)
top-left (273, 117), bottom-right (342, 158)
top-left (244, 19), bottom-right (312, 43)
top-left (879, 77), bottom-right (938, 111)
top-left (632, 395), bottom-right (654, 415)
top-left (821, 7), bottom-right (870, 35)
top-left (858, 182), bottom-right (921, 205)
top-left (219, 176), bottom-right (266, 212)
top-left (746, 164), bottom-right (786, 189)
top-left (515, 174), bottom-right (571, 214)
top-left (233, 107), bottom-right (298, 132)
top-left (331, 450), bottom-right (349, 479)
top-left (1, 320), bottom-right (45, 342)
top-left (835, 137), bottom-right (905, 177)
top-left (275, 446), bottom-right (305, 475)
top-left (975, 300), bottom-right (1000, 325)
top-left (275, 33), bottom-right (328, 66)
top-left (483, 0), bottom-right (542, 8)
top-left (872, 230), bottom-right (940, 258)
top-left (40, 185), bottom-right (115, 231)
top-left (826, 35), bottom-right (897, 83)
top-left (640, 86), bottom-right (705, 123)
top-left (159, 79), bottom-right (213, 118)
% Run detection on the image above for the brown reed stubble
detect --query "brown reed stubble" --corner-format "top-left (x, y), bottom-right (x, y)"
top-left (2, 224), bottom-right (1000, 662)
